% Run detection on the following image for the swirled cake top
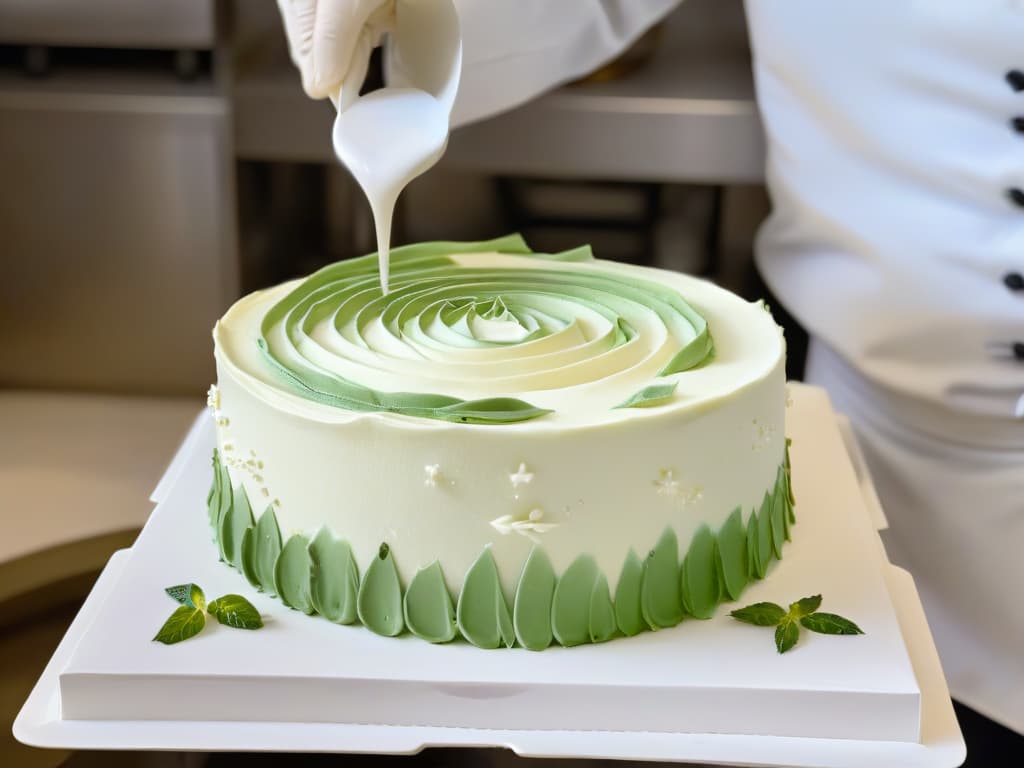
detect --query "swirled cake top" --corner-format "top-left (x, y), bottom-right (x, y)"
top-left (215, 236), bottom-right (784, 428)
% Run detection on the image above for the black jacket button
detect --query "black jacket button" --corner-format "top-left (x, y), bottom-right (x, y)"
top-left (1009, 188), bottom-right (1024, 207)
top-left (1005, 272), bottom-right (1024, 291)
top-left (1009, 70), bottom-right (1024, 92)
top-left (1013, 117), bottom-right (1024, 134)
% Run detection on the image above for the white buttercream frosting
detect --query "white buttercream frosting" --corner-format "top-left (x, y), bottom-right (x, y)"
top-left (213, 249), bottom-right (786, 595)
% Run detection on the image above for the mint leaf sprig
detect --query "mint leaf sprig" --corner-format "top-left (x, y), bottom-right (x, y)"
top-left (154, 583), bottom-right (263, 645)
top-left (730, 594), bottom-right (863, 654)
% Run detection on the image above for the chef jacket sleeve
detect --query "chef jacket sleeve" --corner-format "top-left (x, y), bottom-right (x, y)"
top-left (448, 0), bottom-right (684, 127)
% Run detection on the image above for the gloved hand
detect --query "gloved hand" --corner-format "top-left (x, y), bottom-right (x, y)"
top-left (276, 0), bottom-right (395, 103)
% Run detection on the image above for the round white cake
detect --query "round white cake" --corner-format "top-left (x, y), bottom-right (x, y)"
top-left (207, 235), bottom-right (792, 649)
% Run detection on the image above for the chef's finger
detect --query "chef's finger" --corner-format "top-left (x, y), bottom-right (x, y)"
top-left (276, 0), bottom-right (318, 70)
top-left (307, 0), bottom-right (380, 99)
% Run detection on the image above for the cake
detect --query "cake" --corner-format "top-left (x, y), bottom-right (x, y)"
top-left (206, 234), bottom-right (793, 649)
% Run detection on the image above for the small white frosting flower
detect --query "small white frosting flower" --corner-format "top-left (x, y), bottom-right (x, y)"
top-left (509, 462), bottom-right (534, 489)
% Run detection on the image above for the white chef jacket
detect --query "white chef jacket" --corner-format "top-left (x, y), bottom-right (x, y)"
top-left (449, 0), bottom-right (1024, 732)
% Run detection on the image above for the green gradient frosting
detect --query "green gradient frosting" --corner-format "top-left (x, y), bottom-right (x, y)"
top-left (208, 451), bottom-right (795, 648)
top-left (247, 505), bottom-right (283, 595)
top-left (403, 561), bottom-right (457, 643)
top-left (456, 548), bottom-right (515, 649)
top-left (551, 555), bottom-right (601, 647)
top-left (717, 508), bottom-right (749, 601)
top-left (513, 547), bottom-right (556, 651)
top-left (641, 528), bottom-right (684, 630)
top-left (757, 490), bottom-right (774, 576)
top-left (208, 455), bottom-right (234, 562)
top-left (240, 527), bottom-right (261, 591)
top-left (207, 450), bottom-right (222, 530)
top-left (770, 470), bottom-right (787, 560)
top-left (588, 573), bottom-right (617, 643)
top-left (357, 543), bottom-right (404, 637)
top-left (681, 524), bottom-right (720, 620)
top-left (614, 549), bottom-right (646, 637)
top-left (220, 484), bottom-right (254, 570)
top-left (255, 235), bottom-right (714, 424)
top-left (309, 527), bottom-right (360, 624)
top-left (275, 534), bottom-right (314, 614)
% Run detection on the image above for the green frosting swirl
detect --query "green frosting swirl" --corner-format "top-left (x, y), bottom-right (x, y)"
top-left (275, 534), bottom-right (314, 614)
top-left (456, 548), bottom-right (515, 649)
top-left (403, 561), bottom-right (456, 643)
top-left (309, 527), bottom-right (360, 624)
top-left (513, 547), bottom-right (556, 651)
top-left (357, 543), bottom-right (404, 637)
top-left (255, 235), bottom-right (713, 424)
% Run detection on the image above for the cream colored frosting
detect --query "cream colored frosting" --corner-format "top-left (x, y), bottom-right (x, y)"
top-left (213, 249), bottom-right (786, 596)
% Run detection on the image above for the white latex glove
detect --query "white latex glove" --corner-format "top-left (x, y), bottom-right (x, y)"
top-left (276, 0), bottom-right (395, 103)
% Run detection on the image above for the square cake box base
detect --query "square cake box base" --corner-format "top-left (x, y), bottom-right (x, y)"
top-left (15, 551), bottom-right (964, 767)
top-left (15, 385), bottom-right (965, 765)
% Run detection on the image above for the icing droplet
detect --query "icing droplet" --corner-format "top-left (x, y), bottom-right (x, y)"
top-left (654, 468), bottom-right (680, 497)
top-left (752, 421), bottom-right (777, 452)
top-left (424, 464), bottom-right (442, 487)
top-left (509, 462), bottom-right (534, 490)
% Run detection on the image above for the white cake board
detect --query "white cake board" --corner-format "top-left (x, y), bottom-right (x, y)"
top-left (14, 385), bottom-right (966, 767)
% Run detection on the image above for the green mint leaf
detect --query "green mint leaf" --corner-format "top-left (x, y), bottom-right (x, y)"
top-left (789, 594), bottom-right (822, 619)
top-left (800, 612), bottom-right (864, 636)
top-left (165, 583), bottom-right (206, 612)
top-left (730, 602), bottom-right (787, 626)
top-left (775, 619), bottom-right (799, 653)
top-left (208, 594), bottom-right (263, 630)
top-left (153, 606), bottom-right (206, 645)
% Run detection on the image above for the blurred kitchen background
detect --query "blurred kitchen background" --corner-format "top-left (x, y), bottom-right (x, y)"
top-left (0, 1), bottom-right (804, 765)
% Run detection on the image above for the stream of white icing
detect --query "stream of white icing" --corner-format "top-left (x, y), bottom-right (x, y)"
top-left (332, 88), bottom-right (450, 294)
top-left (330, 0), bottom-right (461, 294)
